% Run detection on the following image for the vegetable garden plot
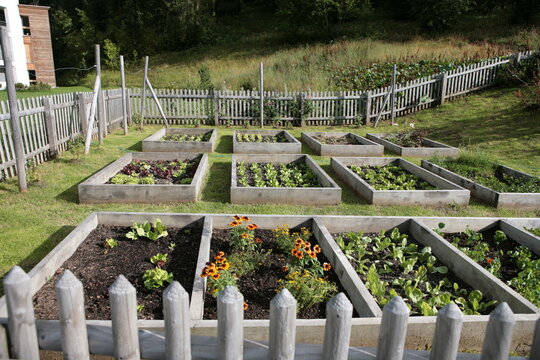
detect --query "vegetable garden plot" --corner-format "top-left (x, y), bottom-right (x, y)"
top-left (437, 224), bottom-right (540, 308)
top-left (1, 213), bottom-right (539, 351)
top-left (331, 157), bottom-right (469, 206)
top-left (301, 131), bottom-right (384, 157)
top-left (78, 152), bottom-right (209, 204)
top-left (231, 154), bottom-right (341, 205)
top-left (334, 228), bottom-right (497, 316)
top-left (33, 220), bottom-right (203, 320)
top-left (422, 158), bottom-right (540, 210)
top-left (367, 132), bottom-right (459, 158)
top-left (233, 129), bottom-right (301, 154)
top-left (142, 128), bottom-right (217, 153)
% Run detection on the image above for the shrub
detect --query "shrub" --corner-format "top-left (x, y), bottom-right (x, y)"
top-left (198, 65), bottom-right (214, 90)
top-left (103, 39), bottom-right (120, 69)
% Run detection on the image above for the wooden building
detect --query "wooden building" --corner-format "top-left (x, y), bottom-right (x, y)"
top-left (17, 4), bottom-right (56, 87)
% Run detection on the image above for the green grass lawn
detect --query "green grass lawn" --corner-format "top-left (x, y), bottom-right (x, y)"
top-left (0, 86), bottom-right (92, 101)
top-left (0, 85), bottom-right (538, 282)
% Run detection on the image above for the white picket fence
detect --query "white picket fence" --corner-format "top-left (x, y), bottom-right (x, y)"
top-left (131, 51), bottom-right (537, 127)
top-left (0, 266), bottom-right (538, 359)
top-left (0, 88), bottom-right (126, 179)
top-left (0, 51), bottom-right (536, 180)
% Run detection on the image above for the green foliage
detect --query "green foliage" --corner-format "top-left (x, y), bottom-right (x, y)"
top-left (273, 225), bottom-right (312, 253)
top-left (143, 267), bottom-right (173, 289)
top-left (235, 133), bottom-right (287, 143)
top-left (331, 59), bottom-right (477, 91)
top-left (431, 155), bottom-right (540, 193)
top-left (526, 228), bottom-right (540, 237)
top-left (150, 253), bottom-right (168, 267)
top-left (103, 238), bottom-right (118, 249)
top-left (277, 269), bottom-right (337, 310)
top-left (228, 216), bottom-right (260, 252)
top-left (198, 65), bottom-right (214, 90)
top-left (350, 164), bottom-right (435, 190)
top-left (103, 39), bottom-right (120, 69)
top-left (66, 136), bottom-right (85, 160)
top-left (228, 249), bottom-right (270, 277)
top-left (410, 0), bottom-right (474, 31)
top-left (336, 228), bottom-right (497, 315)
top-left (126, 219), bottom-right (168, 241)
top-left (161, 132), bottom-right (212, 142)
top-left (238, 162), bottom-right (320, 188)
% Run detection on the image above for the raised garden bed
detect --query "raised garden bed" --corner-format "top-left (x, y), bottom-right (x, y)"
top-left (78, 152), bottom-right (208, 204)
top-left (1, 213), bottom-right (538, 353)
top-left (330, 218), bottom-right (540, 316)
top-left (142, 128), bottom-right (217, 153)
top-left (436, 224), bottom-right (540, 308)
top-left (33, 219), bottom-right (203, 320)
top-left (331, 157), bottom-right (469, 206)
top-left (231, 154), bottom-right (341, 205)
top-left (422, 157), bottom-right (540, 210)
top-left (301, 131), bottom-right (384, 156)
top-left (202, 217), bottom-right (349, 320)
top-left (367, 132), bottom-right (459, 158)
top-left (233, 130), bottom-right (301, 154)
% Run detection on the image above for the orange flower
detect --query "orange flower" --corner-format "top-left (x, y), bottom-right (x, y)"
top-left (242, 216), bottom-right (250, 222)
top-left (323, 263), bottom-right (332, 271)
top-left (255, 238), bottom-right (263, 244)
top-left (487, 257), bottom-right (493, 265)
top-left (291, 249), bottom-right (297, 256)
top-left (313, 245), bottom-right (321, 254)
top-left (295, 238), bottom-right (303, 245)
top-left (200, 272), bottom-right (208, 278)
top-left (309, 251), bottom-right (317, 259)
top-left (294, 242), bottom-right (302, 249)
top-left (247, 224), bottom-right (258, 230)
top-left (217, 251), bottom-right (225, 257)
top-left (282, 266), bottom-right (288, 272)
top-left (212, 273), bottom-right (220, 280)
top-left (229, 221), bottom-right (239, 227)
top-left (241, 233), bottom-right (250, 239)
top-left (296, 252), bottom-right (304, 260)
top-left (243, 302), bottom-right (249, 310)
top-left (233, 215), bottom-right (242, 221)
top-left (304, 241), bottom-right (311, 248)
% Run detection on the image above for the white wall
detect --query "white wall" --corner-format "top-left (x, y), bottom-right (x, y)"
top-left (0, 0), bottom-right (30, 88)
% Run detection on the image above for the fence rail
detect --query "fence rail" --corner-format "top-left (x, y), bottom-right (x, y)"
top-left (0, 51), bottom-right (536, 180)
top-left (0, 266), bottom-right (537, 359)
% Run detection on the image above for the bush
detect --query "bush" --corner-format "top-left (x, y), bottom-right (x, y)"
top-left (103, 39), bottom-right (120, 69)
top-left (198, 65), bottom-right (214, 90)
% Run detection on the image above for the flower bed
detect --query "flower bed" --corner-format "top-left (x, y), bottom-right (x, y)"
top-left (78, 152), bottom-right (209, 203)
top-left (438, 225), bottom-right (540, 308)
top-left (233, 130), bottom-right (301, 154)
top-left (422, 156), bottom-right (540, 209)
top-left (331, 157), bottom-right (469, 206)
top-left (202, 217), bottom-right (343, 319)
top-left (231, 154), bottom-right (341, 205)
top-left (142, 128), bottom-right (217, 153)
top-left (33, 219), bottom-right (203, 320)
top-left (366, 132), bottom-right (459, 158)
top-left (301, 131), bottom-right (384, 156)
top-left (334, 228), bottom-right (497, 316)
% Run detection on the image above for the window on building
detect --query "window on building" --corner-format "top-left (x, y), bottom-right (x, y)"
top-left (21, 16), bottom-right (30, 35)
top-left (28, 70), bottom-right (36, 82)
top-left (0, 8), bottom-right (6, 27)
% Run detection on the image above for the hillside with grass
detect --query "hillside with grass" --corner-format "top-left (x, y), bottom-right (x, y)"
top-left (87, 6), bottom-right (540, 92)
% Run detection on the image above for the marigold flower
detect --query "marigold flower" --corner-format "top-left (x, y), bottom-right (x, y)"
top-left (295, 238), bottom-right (303, 244)
top-left (255, 238), bottom-right (263, 244)
top-left (242, 216), bottom-right (250, 222)
top-left (200, 273), bottom-right (208, 278)
top-left (296, 252), bottom-right (304, 259)
top-left (233, 215), bottom-right (242, 220)
top-left (221, 262), bottom-right (230, 270)
top-left (304, 241), bottom-right (311, 247)
top-left (212, 273), bottom-right (220, 280)
top-left (217, 251), bottom-right (225, 257)
top-left (282, 265), bottom-right (289, 272)
top-left (323, 263), bottom-right (332, 271)
top-left (241, 233), bottom-right (250, 239)
top-left (229, 221), bottom-right (239, 227)
top-left (313, 245), bottom-right (321, 253)
top-left (247, 224), bottom-right (258, 230)
top-left (291, 249), bottom-right (297, 255)
top-left (243, 302), bottom-right (249, 310)
top-left (309, 251), bottom-right (317, 259)
top-left (294, 242), bottom-right (302, 249)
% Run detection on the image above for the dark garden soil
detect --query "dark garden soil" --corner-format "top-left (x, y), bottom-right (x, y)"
top-left (332, 231), bottom-right (493, 314)
top-left (313, 135), bottom-right (358, 145)
top-left (443, 228), bottom-right (534, 283)
top-left (107, 157), bottom-right (200, 185)
top-left (383, 131), bottom-right (429, 148)
top-left (33, 224), bottom-right (202, 320)
top-left (203, 229), bottom-right (348, 320)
